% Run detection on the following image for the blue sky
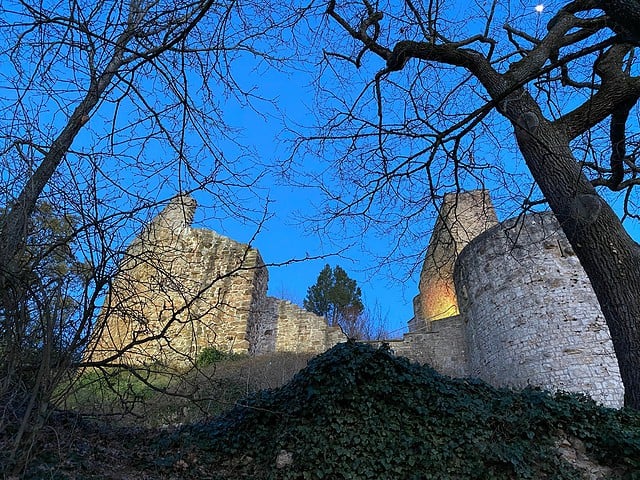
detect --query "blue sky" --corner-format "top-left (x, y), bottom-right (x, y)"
top-left (169, 0), bottom-right (640, 338)
top-left (187, 61), bottom-right (421, 337)
top-left (0, 0), bottom-right (420, 336)
top-left (190, 4), bottom-right (496, 335)
top-left (4, 0), bottom-right (639, 339)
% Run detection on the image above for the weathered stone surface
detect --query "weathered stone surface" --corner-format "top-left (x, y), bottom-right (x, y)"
top-left (455, 212), bottom-right (623, 407)
top-left (385, 316), bottom-right (469, 378)
top-left (395, 192), bottom-right (623, 408)
top-left (87, 195), bottom-right (345, 367)
top-left (272, 299), bottom-right (345, 353)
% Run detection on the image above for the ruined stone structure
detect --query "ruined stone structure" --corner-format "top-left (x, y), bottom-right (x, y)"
top-left (87, 195), bottom-right (344, 367)
top-left (408, 190), bottom-right (499, 329)
top-left (389, 191), bottom-right (624, 408)
top-left (88, 191), bottom-right (625, 408)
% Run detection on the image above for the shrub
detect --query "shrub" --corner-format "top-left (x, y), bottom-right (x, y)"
top-left (196, 347), bottom-right (245, 367)
top-left (176, 342), bottom-right (640, 479)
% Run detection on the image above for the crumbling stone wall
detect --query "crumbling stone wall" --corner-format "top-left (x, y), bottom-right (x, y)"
top-left (88, 195), bottom-right (344, 367)
top-left (271, 299), bottom-right (345, 353)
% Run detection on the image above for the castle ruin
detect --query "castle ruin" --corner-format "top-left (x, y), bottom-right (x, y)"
top-left (87, 195), bottom-right (345, 367)
top-left (88, 191), bottom-right (625, 408)
top-left (389, 190), bottom-right (624, 408)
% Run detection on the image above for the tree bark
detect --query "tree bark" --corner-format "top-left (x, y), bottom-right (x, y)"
top-left (0, 41), bottom-right (130, 275)
top-left (600, 0), bottom-right (640, 42)
top-left (504, 91), bottom-right (640, 408)
top-left (326, 0), bottom-right (640, 408)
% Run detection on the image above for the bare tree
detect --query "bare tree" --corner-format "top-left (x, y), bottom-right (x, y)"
top-left (304, 0), bottom-right (640, 407)
top-left (0, 0), bottom-right (304, 470)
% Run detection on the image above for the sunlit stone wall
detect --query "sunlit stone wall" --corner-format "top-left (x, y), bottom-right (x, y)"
top-left (409, 190), bottom-right (498, 331)
top-left (87, 195), bottom-right (344, 368)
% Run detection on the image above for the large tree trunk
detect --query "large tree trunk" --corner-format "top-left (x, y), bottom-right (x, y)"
top-left (325, 0), bottom-right (640, 408)
top-left (506, 91), bottom-right (640, 408)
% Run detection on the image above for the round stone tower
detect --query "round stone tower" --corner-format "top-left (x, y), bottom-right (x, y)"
top-left (454, 212), bottom-right (623, 407)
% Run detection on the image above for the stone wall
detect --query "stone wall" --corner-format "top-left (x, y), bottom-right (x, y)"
top-left (271, 299), bottom-right (346, 353)
top-left (88, 191), bottom-right (624, 408)
top-left (392, 192), bottom-right (623, 408)
top-left (245, 298), bottom-right (345, 356)
top-left (387, 315), bottom-right (469, 378)
top-left (87, 195), bottom-right (345, 367)
top-left (455, 212), bottom-right (623, 407)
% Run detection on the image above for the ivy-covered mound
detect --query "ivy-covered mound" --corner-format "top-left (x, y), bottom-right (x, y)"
top-left (164, 341), bottom-right (640, 479)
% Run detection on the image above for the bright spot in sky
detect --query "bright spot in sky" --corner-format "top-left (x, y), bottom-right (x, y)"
top-left (535, 4), bottom-right (544, 12)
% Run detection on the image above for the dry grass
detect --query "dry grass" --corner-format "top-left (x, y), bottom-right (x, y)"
top-left (60, 352), bottom-right (315, 428)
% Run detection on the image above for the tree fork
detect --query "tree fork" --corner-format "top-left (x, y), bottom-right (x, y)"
top-left (507, 92), bottom-right (640, 408)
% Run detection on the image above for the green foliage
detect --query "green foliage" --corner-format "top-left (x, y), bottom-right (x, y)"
top-left (304, 264), bottom-right (364, 334)
top-left (0, 201), bottom-right (88, 351)
top-left (64, 367), bottom-right (174, 410)
top-left (19, 202), bottom-right (84, 278)
top-left (196, 346), bottom-right (246, 367)
top-left (165, 342), bottom-right (640, 479)
top-left (197, 347), bottom-right (228, 366)
top-left (18, 345), bottom-right (640, 478)
top-left (62, 351), bottom-right (297, 430)
top-left (0, 201), bottom-right (92, 469)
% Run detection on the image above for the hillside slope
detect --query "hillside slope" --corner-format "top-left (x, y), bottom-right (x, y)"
top-left (173, 342), bottom-right (640, 479)
top-left (22, 342), bottom-right (640, 479)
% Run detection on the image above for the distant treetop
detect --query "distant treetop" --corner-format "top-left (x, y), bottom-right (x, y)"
top-left (304, 264), bottom-right (365, 338)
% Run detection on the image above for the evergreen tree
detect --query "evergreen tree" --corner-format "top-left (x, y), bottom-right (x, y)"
top-left (304, 265), bottom-right (364, 337)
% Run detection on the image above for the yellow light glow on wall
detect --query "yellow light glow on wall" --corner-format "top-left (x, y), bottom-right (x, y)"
top-left (422, 279), bottom-right (459, 321)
